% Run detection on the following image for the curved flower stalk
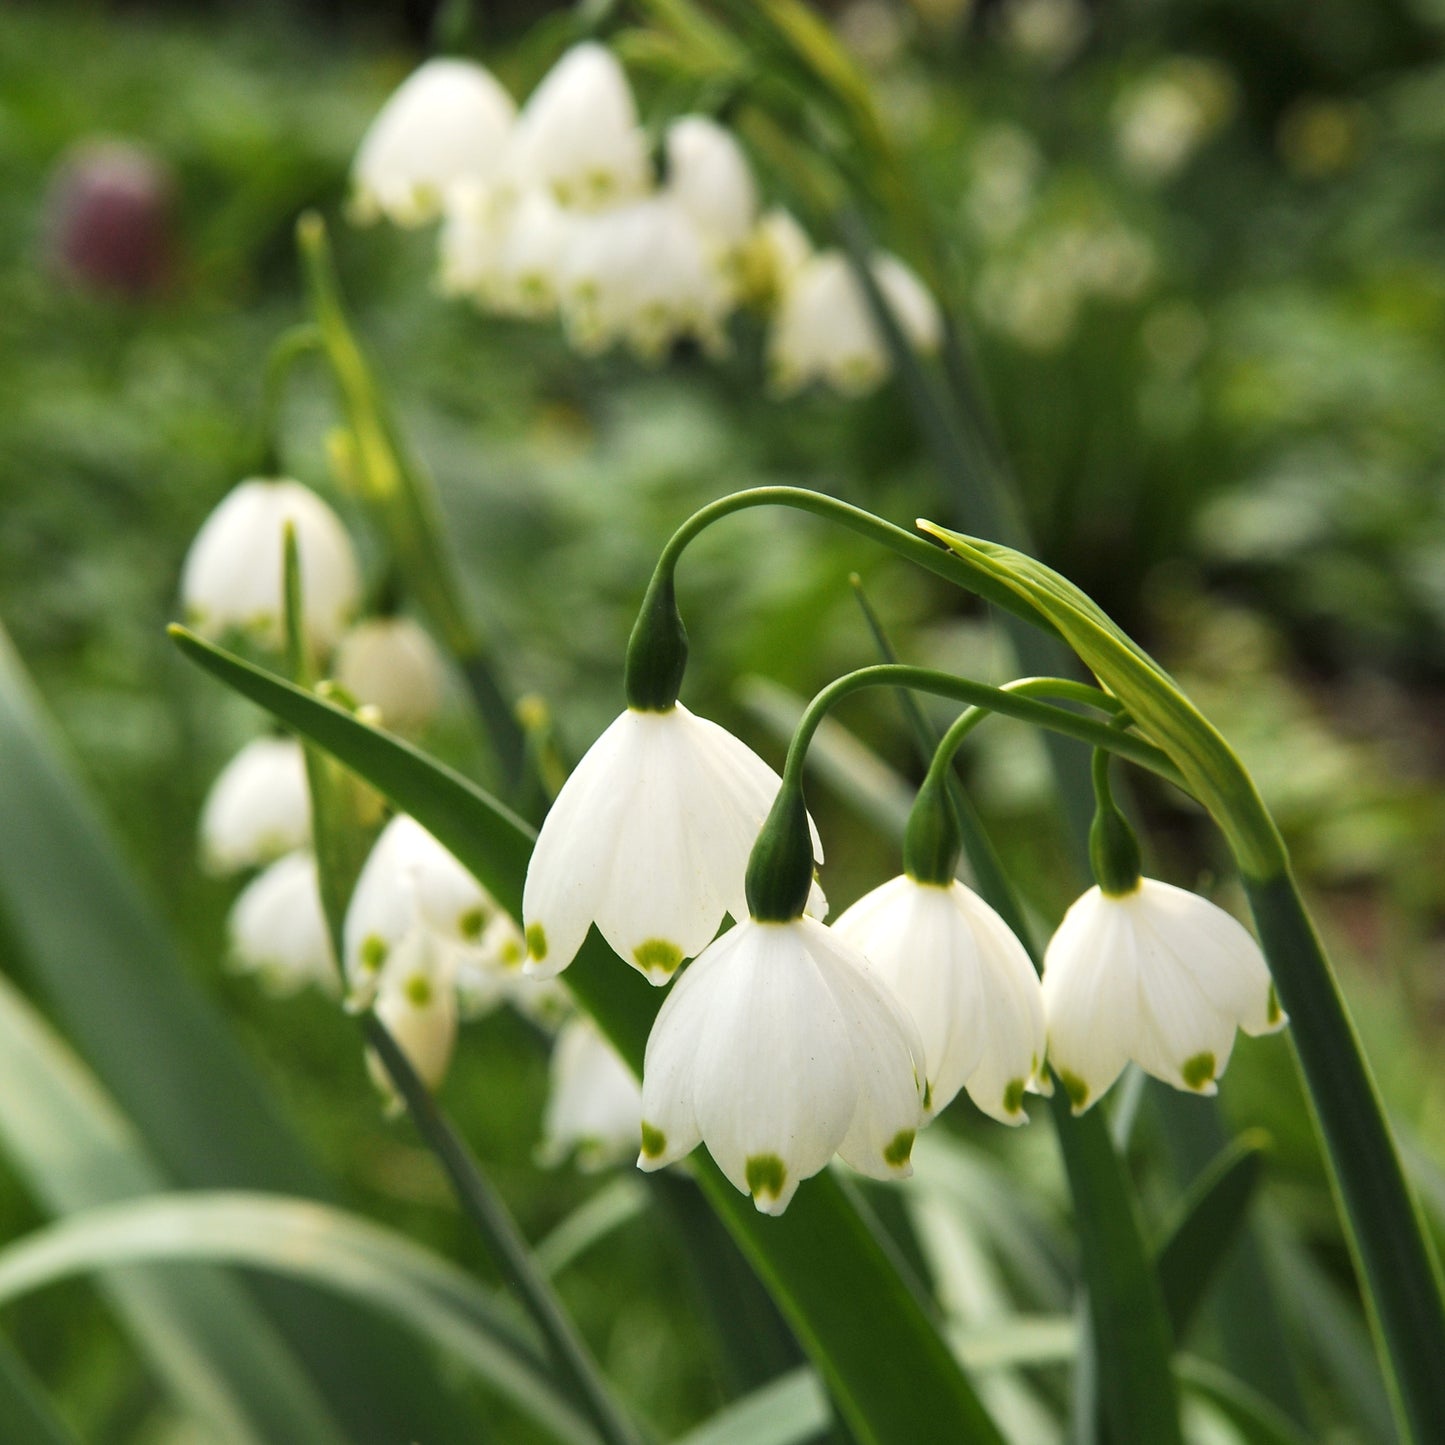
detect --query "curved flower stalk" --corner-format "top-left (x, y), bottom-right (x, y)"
top-left (350, 57), bottom-right (516, 227)
top-left (181, 478), bottom-right (360, 652)
top-left (522, 702), bottom-right (824, 984)
top-left (227, 850), bottom-right (338, 998)
top-left (199, 735), bottom-right (313, 874)
top-left (539, 1015), bottom-right (643, 1171)
top-left (333, 615), bottom-right (446, 735)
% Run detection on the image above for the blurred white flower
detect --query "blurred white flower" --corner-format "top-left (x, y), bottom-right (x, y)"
top-left (742, 207), bottom-right (814, 308)
top-left (366, 927), bottom-right (459, 1106)
top-left (1114, 60), bottom-right (1235, 184)
top-left (966, 125), bottom-right (1042, 242)
top-left (998, 0), bottom-right (1089, 68)
top-left (351, 58), bottom-right (515, 227)
top-left (227, 850), bottom-right (337, 997)
top-left (505, 43), bottom-right (650, 210)
top-left (523, 704), bottom-right (823, 985)
top-left (539, 1016), bottom-right (642, 1170)
top-left (1042, 878), bottom-right (1287, 1112)
top-left (664, 116), bottom-right (758, 253)
top-left (560, 197), bottom-right (734, 360)
top-left (334, 616), bottom-right (446, 734)
top-left (638, 916), bottom-right (925, 1214)
top-left (200, 736), bottom-right (311, 875)
top-left (834, 875), bottom-right (1047, 1124)
top-left (180, 478), bottom-right (360, 652)
top-left (769, 251), bottom-right (941, 396)
top-left (344, 814), bottom-right (508, 1010)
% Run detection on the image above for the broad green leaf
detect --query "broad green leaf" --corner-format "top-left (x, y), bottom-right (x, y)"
top-left (0, 622), bottom-right (488, 1443)
top-left (170, 626), bottom-right (1009, 1445)
top-left (0, 1192), bottom-right (597, 1445)
top-left (1154, 1132), bottom-right (1270, 1343)
top-left (0, 969), bottom-right (347, 1445)
top-left (0, 1338), bottom-right (81, 1445)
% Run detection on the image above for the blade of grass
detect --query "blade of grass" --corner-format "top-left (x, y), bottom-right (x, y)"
top-left (169, 626), bottom-right (1010, 1445)
top-left (0, 1338), bottom-right (82, 1445)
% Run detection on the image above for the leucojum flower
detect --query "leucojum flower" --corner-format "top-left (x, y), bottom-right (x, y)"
top-left (354, 40), bottom-right (944, 393)
top-left (227, 851), bottom-right (338, 998)
top-left (1042, 754), bottom-right (1287, 1111)
top-left (538, 1016), bottom-right (643, 1171)
top-left (199, 734), bottom-right (311, 874)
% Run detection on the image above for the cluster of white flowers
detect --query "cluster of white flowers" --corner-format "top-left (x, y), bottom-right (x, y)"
top-left (522, 700), bottom-right (1287, 1214)
top-left (351, 44), bottom-right (941, 392)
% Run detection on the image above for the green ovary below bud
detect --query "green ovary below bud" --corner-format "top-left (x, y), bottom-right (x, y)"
top-left (903, 774), bottom-right (962, 886)
top-left (745, 785), bottom-right (815, 923)
top-left (1090, 803), bottom-right (1143, 897)
top-left (624, 569), bottom-right (689, 712)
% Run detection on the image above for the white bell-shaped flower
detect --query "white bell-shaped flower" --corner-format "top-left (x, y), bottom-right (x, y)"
top-left (437, 182), bottom-right (507, 299)
top-left (539, 1016), bottom-right (642, 1170)
top-left (227, 851), bottom-right (338, 997)
top-left (366, 927), bottom-right (460, 1105)
top-left (638, 916), bottom-right (925, 1214)
top-left (199, 736), bottom-right (312, 875)
top-left (453, 912), bottom-right (528, 1019)
top-left (522, 704), bottom-right (823, 985)
top-left (180, 479), bottom-right (360, 651)
top-left (834, 875), bottom-right (1047, 1125)
top-left (333, 616), bottom-right (446, 734)
top-left (768, 250), bottom-right (942, 396)
top-left (664, 116), bottom-right (758, 252)
top-left (743, 207), bottom-right (814, 307)
top-left (505, 43), bottom-right (650, 211)
top-left (471, 187), bottom-right (577, 318)
top-left (560, 197), bottom-right (733, 360)
top-left (1042, 878), bottom-right (1287, 1112)
top-left (344, 814), bottom-right (502, 1007)
top-left (351, 58), bottom-right (516, 226)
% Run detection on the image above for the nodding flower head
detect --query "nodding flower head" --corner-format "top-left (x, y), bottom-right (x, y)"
top-left (200, 736), bottom-right (312, 875)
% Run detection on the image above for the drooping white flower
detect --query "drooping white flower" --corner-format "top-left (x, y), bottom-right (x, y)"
top-left (180, 479), bottom-right (361, 652)
top-left (366, 927), bottom-right (459, 1105)
top-left (834, 875), bottom-right (1047, 1125)
top-left (664, 116), bottom-right (758, 252)
top-left (539, 1016), bottom-right (642, 1170)
top-left (1042, 878), bottom-right (1287, 1112)
top-left (559, 197), bottom-right (733, 360)
top-left (351, 58), bottom-right (516, 226)
top-left (333, 616), bottom-right (446, 734)
top-left (522, 704), bottom-right (824, 985)
top-left (344, 814), bottom-right (506, 1009)
top-left (740, 207), bottom-right (814, 310)
top-left (227, 851), bottom-right (338, 997)
top-left (768, 250), bottom-right (942, 396)
top-left (199, 736), bottom-right (312, 874)
top-left (638, 916), bottom-right (925, 1214)
top-left (505, 43), bottom-right (650, 211)
top-left (453, 912), bottom-right (529, 1019)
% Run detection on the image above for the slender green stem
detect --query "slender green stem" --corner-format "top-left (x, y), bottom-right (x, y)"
top-left (778, 664), bottom-right (1183, 795)
top-left (364, 1017), bottom-right (646, 1445)
top-left (256, 323), bottom-right (323, 475)
top-left (1244, 872), bottom-right (1445, 1444)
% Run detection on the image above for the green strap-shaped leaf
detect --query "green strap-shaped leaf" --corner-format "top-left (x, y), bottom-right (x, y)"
top-left (0, 1192), bottom-right (597, 1445)
top-left (0, 969), bottom-right (348, 1445)
top-left (1154, 1132), bottom-right (1270, 1343)
top-left (0, 623), bottom-right (478, 1443)
top-left (169, 626), bottom-right (1008, 1445)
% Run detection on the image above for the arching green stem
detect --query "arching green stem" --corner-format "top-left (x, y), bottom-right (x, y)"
top-left (256, 324), bottom-right (323, 476)
top-left (779, 666), bottom-right (1182, 796)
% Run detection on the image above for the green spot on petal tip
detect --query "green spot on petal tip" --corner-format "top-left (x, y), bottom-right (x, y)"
top-left (1182, 1051), bottom-right (1216, 1090)
top-left (639, 1122), bottom-right (667, 1160)
top-left (745, 1153), bottom-right (787, 1202)
top-left (360, 934), bottom-right (388, 973)
top-left (633, 938), bottom-right (683, 979)
top-left (883, 1130), bottom-right (915, 1168)
top-left (525, 922), bottom-right (547, 962)
top-left (1003, 1078), bottom-right (1026, 1115)
top-left (1267, 983), bottom-right (1282, 1025)
top-left (1059, 1070), bottom-right (1089, 1111)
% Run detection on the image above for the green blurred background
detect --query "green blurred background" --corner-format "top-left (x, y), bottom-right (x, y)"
top-left (3, 0), bottom-right (1445, 1439)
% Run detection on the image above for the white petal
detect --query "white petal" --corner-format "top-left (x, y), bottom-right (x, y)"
top-left (180, 479), bottom-right (360, 650)
top-left (1042, 888), bottom-right (1141, 1112)
top-left (227, 851), bottom-right (337, 997)
top-left (522, 711), bottom-right (639, 976)
top-left (333, 617), bottom-right (446, 734)
top-left (539, 1017), bottom-right (642, 1170)
top-left (199, 736), bottom-right (311, 874)
top-left (665, 116), bottom-right (758, 248)
top-left (352, 58), bottom-right (515, 226)
top-left (367, 930), bottom-right (459, 1099)
top-left (803, 919), bottom-right (925, 1180)
top-left (687, 921), bottom-right (857, 1213)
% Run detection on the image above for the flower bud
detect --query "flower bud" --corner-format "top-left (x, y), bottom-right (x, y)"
top-left (333, 616), bottom-right (446, 734)
top-left (199, 736), bottom-right (311, 875)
